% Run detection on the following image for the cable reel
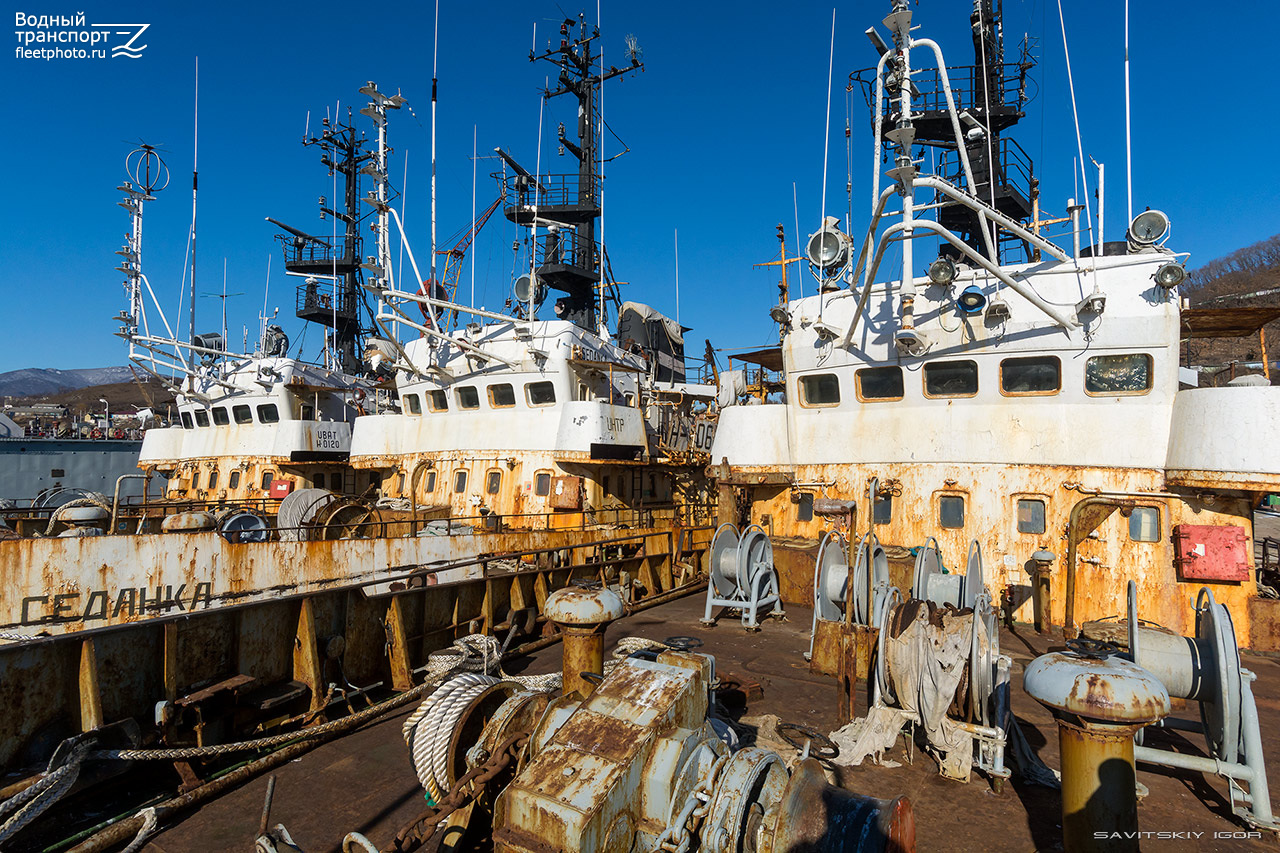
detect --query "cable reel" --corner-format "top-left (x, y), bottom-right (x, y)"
top-left (216, 508), bottom-right (272, 543)
top-left (911, 538), bottom-right (986, 609)
top-left (867, 538), bottom-right (1009, 780)
top-left (1122, 579), bottom-right (1276, 829)
top-left (810, 530), bottom-right (894, 630)
top-left (702, 523), bottom-right (784, 630)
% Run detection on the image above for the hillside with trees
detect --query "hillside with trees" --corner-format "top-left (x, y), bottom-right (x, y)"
top-left (1183, 232), bottom-right (1280, 383)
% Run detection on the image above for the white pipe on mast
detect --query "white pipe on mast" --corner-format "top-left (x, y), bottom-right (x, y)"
top-left (674, 229), bottom-right (680, 327)
top-left (1124, 0), bottom-right (1133, 225)
top-left (470, 125), bottom-right (477, 310)
top-left (430, 0), bottom-right (439, 287)
top-left (188, 56), bottom-right (199, 345)
top-left (597, 0), bottom-right (606, 334)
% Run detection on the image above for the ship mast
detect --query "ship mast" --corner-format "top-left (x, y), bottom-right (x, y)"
top-left (270, 112), bottom-right (378, 374)
top-left (502, 15), bottom-right (642, 332)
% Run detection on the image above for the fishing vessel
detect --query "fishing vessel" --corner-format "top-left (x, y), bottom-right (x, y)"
top-left (709, 0), bottom-right (1280, 648)
top-left (348, 19), bottom-right (717, 536)
top-left (0, 17), bottom-right (718, 839)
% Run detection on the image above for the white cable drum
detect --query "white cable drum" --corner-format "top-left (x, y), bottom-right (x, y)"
top-left (276, 488), bottom-right (336, 542)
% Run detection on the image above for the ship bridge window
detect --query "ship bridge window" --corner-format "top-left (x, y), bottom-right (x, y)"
top-left (925, 360), bottom-right (979, 398)
top-left (1017, 499), bottom-right (1046, 534)
top-left (856, 367), bottom-right (904, 401)
top-left (180, 411), bottom-right (194, 429)
top-left (191, 471), bottom-right (200, 490)
top-left (535, 470), bottom-right (552, 496)
top-left (194, 410), bottom-right (210, 427)
top-left (1128, 506), bottom-right (1160, 542)
top-left (404, 394), bottom-right (422, 415)
top-left (300, 404), bottom-right (315, 421)
top-left (257, 403), bottom-right (280, 423)
top-left (427, 390), bottom-right (448, 412)
top-left (939, 495), bottom-right (965, 528)
top-left (1086, 354), bottom-right (1153, 395)
top-left (527, 381), bottom-right (556, 406)
top-left (456, 386), bottom-right (480, 410)
top-left (799, 373), bottom-right (841, 407)
top-left (1001, 356), bottom-right (1060, 396)
top-left (489, 384), bottom-right (516, 408)
top-left (212, 407), bottom-right (230, 426)
top-left (453, 469), bottom-right (468, 493)
top-left (229, 470), bottom-right (241, 490)
top-left (424, 470), bottom-right (437, 493)
top-left (486, 470), bottom-right (502, 494)
top-left (232, 405), bottom-right (252, 424)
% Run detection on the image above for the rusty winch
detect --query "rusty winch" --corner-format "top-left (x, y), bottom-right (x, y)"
top-left (387, 584), bottom-right (915, 853)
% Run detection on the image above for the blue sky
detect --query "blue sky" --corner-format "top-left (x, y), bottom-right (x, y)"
top-left (2, 0), bottom-right (1278, 373)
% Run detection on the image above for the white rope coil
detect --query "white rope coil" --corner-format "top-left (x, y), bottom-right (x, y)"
top-left (0, 742), bottom-right (89, 844)
top-left (406, 673), bottom-right (500, 801)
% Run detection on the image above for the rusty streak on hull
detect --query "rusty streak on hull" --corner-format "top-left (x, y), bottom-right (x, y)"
top-left (0, 525), bottom-right (712, 781)
top-left (715, 460), bottom-right (1265, 648)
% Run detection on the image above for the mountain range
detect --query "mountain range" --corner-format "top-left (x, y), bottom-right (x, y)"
top-left (0, 366), bottom-right (137, 398)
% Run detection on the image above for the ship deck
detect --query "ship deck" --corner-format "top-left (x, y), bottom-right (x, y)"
top-left (132, 592), bottom-right (1280, 853)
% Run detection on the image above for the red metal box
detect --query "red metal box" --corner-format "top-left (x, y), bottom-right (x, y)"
top-left (269, 479), bottom-right (295, 499)
top-left (1172, 524), bottom-right (1249, 582)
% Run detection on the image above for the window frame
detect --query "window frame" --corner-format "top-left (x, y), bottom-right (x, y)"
top-left (485, 469), bottom-right (502, 495)
top-left (923, 360), bottom-right (979, 399)
top-left (228, 470), bottom-right (241, 490)
top-left (261, 470), bottom-right (274, 489)
top-left (257, 403), bottom-right (281, 423)
top-left (798, 373), bottom-right (842, 408)
top-left (938, 494), bottom-right (966, 529)
top-left (488, 383), bottom-right (516, 408)
top-left (534, 471), bottom-right (552, 496)
top-left (1084, 353), bottom-right (1154, 397)
top-left (1128, 506), bottom-right (1161, 543)
top-left (872, 493), bottom-right (893, 525)
top-left (526, 381), bottom-right (556, 407)
top-left (232, 404), bottom-right (252, 425)
top-left (455, 386), bottom-right (480, 410)
top-left (856, 366), bottom-right (905, 402)
top-left (1016, 498), bottom-right (1047, 535)
top-left (424, 470), bottom-right (437, 493)
top-left (180, 411), bottom-right (194, 429)
top-left (427, 390), bottom-right (449, 412)
top-left (453, 469), bottom-right (468, 493)
top-left (404, 394), bottom-right (422, 415)
top-left (999, 355), bottom-right (1062, 397)
top-left (212, 407), bottom-right (230, 426)
top-left (194, 410), bottom-right (210, 428)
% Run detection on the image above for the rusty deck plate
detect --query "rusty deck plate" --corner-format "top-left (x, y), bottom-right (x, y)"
top-left (120, 594), bottom-right (1280, 853)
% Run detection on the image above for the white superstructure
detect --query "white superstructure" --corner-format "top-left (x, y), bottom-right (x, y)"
top-left (709, 0), bottom-right (1280, 646)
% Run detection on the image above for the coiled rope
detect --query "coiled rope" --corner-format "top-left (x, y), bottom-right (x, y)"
top-left (39, 493), bottom-right (112, 537)
top-left (0, 741), bottom-right (91, 844)
top-left (401, 635), bottom-right (674, 798)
